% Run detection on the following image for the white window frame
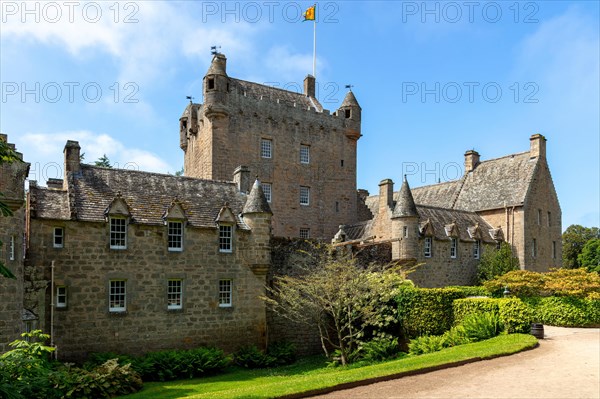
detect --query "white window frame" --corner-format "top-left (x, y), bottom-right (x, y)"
top-left (56, 286), bottom-right (67, 308)
top-left (109, 216), bottom-right (127, 250)
top-left (167, 221), bottom-right (183, 252)
top-left (53, 227), bottom-right (64, 248)
top-left (300, 144), bottom-right (310, 164)
top-left (109, 280), bottom-right (126, 312)
top-left (261, 182), bottom-right (272, 203)
top-left (167, 279), bottom-right (183, 310)
top-left (219, 224), bottom-right (233, 253)
top-left (261, 139), bottom-right (272, 159)
top-left (218, 279), bottom-right (232, 308)
top-left (300, 186), bottom-right (310, 206)
top-left (450, 238), bottom-right (458, 259)
top-left (424, 237), bottom-right (432, 258)
top-left (299, 228), bottom-right (310, 239)
top-left (9, 236), bottom-right (15, 261)
top-left (473, 240), bottom-right (481, 259)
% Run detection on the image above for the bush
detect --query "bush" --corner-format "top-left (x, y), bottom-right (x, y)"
top-left (440, 326), bottom-right (469, 348)
top-left (353, 337), bottom-right (401, 362)
top-left (267, 341), bottom-right (296, 366)
top-left (461, 312), bottom-right (502, 342)
top-left (234, 345), bottom-right (276, 369)
top-left (453, 297), bottom-right (532, 334)
top-left (408, 335), bottom-right (445, 355)
top-left (397, 287), bottom-right (466, 338)
top-left (447, 286), bottom-right (490, 297)
top-left (524, 296), bottom-right (600, 327)
top-left (477, 242), bottom-right (520, 283)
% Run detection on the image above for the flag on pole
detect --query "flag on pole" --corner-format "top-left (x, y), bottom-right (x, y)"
top-left (303, 5), bottom-right (316, 21)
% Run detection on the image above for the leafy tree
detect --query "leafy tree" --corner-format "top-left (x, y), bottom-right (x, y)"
top-left (477, 242), bottom-right (519, 283)
top-left (578, 238), bottom-right (600, 273)
top-left (562, 224), bottom-right (599, 269)
top-left (94, 154), bottom-right (112, 168)
top-left (264, 247), bottom-right (410, 365)
top-left (175, 167), bottom-right (184, 176)
top-left (0, 139), bottom-right (21, 279)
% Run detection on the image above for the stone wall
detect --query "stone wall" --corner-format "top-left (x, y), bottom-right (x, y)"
top-left (26, 218), bottom-right (269, 361)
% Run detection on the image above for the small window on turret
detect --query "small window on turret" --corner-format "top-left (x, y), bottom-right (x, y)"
top-left (344, 109), bottom-right (351, 119)
top-left (208, 78), bottom-right (215, 90)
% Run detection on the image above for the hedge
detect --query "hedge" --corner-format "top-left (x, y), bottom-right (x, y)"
top-left (523, 296), bottom-right (600, 327)
top-left (396, 287), bottom-right (466, 338)
top-left (453, 297), bottom-right (533, 334)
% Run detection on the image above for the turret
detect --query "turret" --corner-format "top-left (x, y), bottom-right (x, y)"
top-left (391, 176), bottom-right (419, 261)
top-left (338, 89), bottom-right (361, 139)
top-left (242, 179), bottom-right (272, 275)
top-left (203, 53), bottom-right (230, 118)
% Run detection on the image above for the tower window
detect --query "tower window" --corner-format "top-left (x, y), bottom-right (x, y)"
top-left (552, 241), bottom-right (556, 259)
top-left (300, 186), bottom-right (310, 206)
top-left (537, 209), bottom-right (541, 225)
top-left (261, 139), bottom-right (272, 159)
top-left (473, 240), bottom-right (480, 259)
top-left (54, 227), bottom-right (64, 248)
top-left (450, 238), bottom-right (458, 258)
top-left (532, 238), bottom-right (537, 258)
top-left (341, 160), bottom-right (344, 167)
top-left (9, 236), bottom-right (15, 261)
top-left (207, 78), bottom-right (215, 90)
top-left (344, 109), bottom-right (351, 118)
top-left (403, 226), bottom-right (408, 238)
top-left (300, 145), bottom-right (310, 164)
top-left (299, 228), bottom-right (310, 239)
top-left (547, 212), bottom-right (551, 227)
top-left (424, 237), bottom-right (432, 258)
top-left (261, 183), bottom-right (272, 203)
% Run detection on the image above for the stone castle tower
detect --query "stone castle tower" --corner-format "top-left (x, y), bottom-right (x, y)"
top-left (180, 53), bottom-right (361, 238)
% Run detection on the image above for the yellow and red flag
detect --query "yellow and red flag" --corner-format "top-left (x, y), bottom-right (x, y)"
top-left (303, 5), bottom-right (316, 21)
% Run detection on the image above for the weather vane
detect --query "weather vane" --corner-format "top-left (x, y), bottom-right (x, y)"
top-left (186, 96), bottom-right (194, 104)
top-left (211, 46), bottom-right (221, 55)
top-left (345, 84), bottom-right (354, 91)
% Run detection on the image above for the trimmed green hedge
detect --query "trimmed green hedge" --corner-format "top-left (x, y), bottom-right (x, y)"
top-left (397, 287), bottom-right (466, 338)
top-left (453, 297), bottom-right (532, 334)
top-left (447, 286), bottom-right (490, 297)
top-left (523, 296), bottom-right (600, 327)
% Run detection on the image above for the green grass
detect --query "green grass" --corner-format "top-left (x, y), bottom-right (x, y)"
top-left (121, 334), bottom-right (537, 399)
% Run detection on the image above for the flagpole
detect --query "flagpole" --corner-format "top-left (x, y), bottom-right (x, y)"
top-left (312, 7), bottom-right (316, 78)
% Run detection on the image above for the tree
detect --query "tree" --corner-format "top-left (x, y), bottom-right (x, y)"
top-left (264, 247), bottom-right (410, 365)
top-left (0, 140), bottom-right (21, 279)
top-left (578, 238), bottom-right (600, 273)
top-left (94, 154), bottom-right (112, 168)
top-left (175, 167), bottom-right (184, 176)
top-left (477, 242), bottom-right (519, 283)
top-left (562, 225), bottom-right (599, 269)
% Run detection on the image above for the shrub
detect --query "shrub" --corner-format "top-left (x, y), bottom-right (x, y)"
top-left (234, 345), bottom-right (276, 369)
top-left (408, 335), bottom-right (445, 355)
top-left (440, 326), bottom-right (469, 348)
top-left (354, 337), bottom-right (401, 362)
top-left (524, 296), bottom-right (600, 327)
top-left (477, 242), bottom-right (520, 283)
top-left (267, 341), bottom-right (296, 366)
top-left (397, 287), bottom-right (465, 338)
top-left (447, 286), bottom-right (490, 297)
top-left (453, 297), bottom-right (532, 334)
top-left (461, 312), bottom-right (502, 342)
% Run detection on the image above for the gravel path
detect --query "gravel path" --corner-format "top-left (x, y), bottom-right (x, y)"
top-left (311, 326), bottom-right (600, 399)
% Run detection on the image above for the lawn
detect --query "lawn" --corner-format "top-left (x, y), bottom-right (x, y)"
top-left (121, 334), bottom-right (537, 399)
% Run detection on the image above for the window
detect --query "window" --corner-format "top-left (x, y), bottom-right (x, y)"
top-left (473, 240), bottom-right (481, 259)
top-left (299, 228), bottom-right (310, 239)
top-left (344, 109), bottom-right (351, 118)
top-left (56, 286), bottom-right (67, 308)
top-left (219, 225), bottom-right (233, 253)
top-left (109, 280), bottom-right (126, 312)
top-left (537, 209), bottom-right (541, 225)
top-left (167, 279), bottom-right (183, 310)
top-left (547, 212), bottom-right (551, 227)
top-left (167, 221), bottom-right (183, 252)
top-left (424, 237), bottom-right (432, 258)
top-left (403, 226), bottom-right (409, 238)
top-left (53, 227), bottom-right (64, 248)
top-left (262, 183), bottom-right (272, 203)
top-left (450, 238), bottom-right (458, 258)
top-left (532, 238), bottom-right (537, 258)
top-left (261, 139), bottom-right (272, 158)
top-left (300, 186), bottom-right (310, 206)
top-left (552, 241), bottom-right (557, 259)
top-left (496, 241), bottom-right (502, 250)
top-left (335, 201), bottom-right (339, 213)
top-left (207, 77), bottom-right (215, 90)
top-left (300, 145), bottom-right (310, 164)
top-left (219, 279), bottom-right (232, 307)
top-left (9, 236), bottom-right (15, 261)
top-left (341, 159), bottom-right (344, 167)
top-left (109, 217), bottom-right (127, 249)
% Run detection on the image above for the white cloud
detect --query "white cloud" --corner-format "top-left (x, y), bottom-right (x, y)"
top-left (17, 130), bottom-right (173, 183)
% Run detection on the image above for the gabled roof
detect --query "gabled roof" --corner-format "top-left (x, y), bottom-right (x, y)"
top-left (229, 78), bottom-right (323, 112)
top-left (30, 164), bottom-right (249, 229)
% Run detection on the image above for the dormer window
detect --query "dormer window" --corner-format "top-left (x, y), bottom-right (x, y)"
top-left (110, 217), bottom-right (127, 250)
top-left (219, 224), bottom-right (233, 253)
top-left (207, 78), bottom-right (215, 90)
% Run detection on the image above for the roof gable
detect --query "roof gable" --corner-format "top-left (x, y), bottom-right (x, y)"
top-left (105, 194), bottom-right (131, 217)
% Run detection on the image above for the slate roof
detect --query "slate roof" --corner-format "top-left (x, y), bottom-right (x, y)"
top-left (229, 78), bottom-right (323, 112)
top-left (242, 179), bottom-right (272, 214)
top-left (340, 90), bottom-right (361, 109)
top-left (30, 165), bottom-right (250, 229)
top-left (392, 178), bottom-right (418, 218)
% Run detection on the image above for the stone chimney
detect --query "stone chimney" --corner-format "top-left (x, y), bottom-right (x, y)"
top-left (233, 166), bottom-right (251, 193)
top-left (47, 178), bottom-right (63, 190)
top-left (464, 150), bottom-right (480, 173)
top-left (304, 75), bottom-right (315, 98)
top-left (378, 179), bottom-right (394, 213)
top-left (530, 134), bottom-right (546, 159)
top-left (64, 140), bottom-right (81, 177)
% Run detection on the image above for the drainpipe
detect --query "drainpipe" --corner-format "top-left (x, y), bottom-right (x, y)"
top-left (50, 260), bottom-right (55, 357)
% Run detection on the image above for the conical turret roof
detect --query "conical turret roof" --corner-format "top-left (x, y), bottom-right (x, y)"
top-left (392, 176), bottom-right (418, 218)
top-left (242, 178), bottom-right (272, 215)
top-left (340, 90), bottom-right (361, 109)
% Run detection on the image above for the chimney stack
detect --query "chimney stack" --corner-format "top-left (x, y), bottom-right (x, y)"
top-left (304, 75), bottom-right (316, 98)
top-left (64, 140), bottom-right (81, 175)
top-left (530, 133), bottom-right (546, 159)
top-left (378, 179), bottom-right (394, 213)
top-left (233, 166), bottom-right (251, 193)
top-left (464, 150), bottom-right (480, 173)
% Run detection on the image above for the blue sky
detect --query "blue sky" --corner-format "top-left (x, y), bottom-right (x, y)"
top-left (1, 0), bottom-right (598, 231)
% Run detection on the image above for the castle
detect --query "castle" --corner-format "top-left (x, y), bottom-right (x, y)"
top-left (0, 53), bottom-right (561, 358)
